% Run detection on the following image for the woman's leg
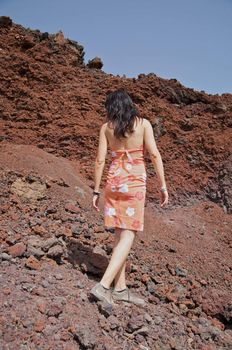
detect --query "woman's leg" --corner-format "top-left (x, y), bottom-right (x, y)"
top-left (112, 228), bottom-right (127, 291)
top-left (114, 261), bottom-right (126, 291)
top-left (100, 228), bottom-right (136, 289)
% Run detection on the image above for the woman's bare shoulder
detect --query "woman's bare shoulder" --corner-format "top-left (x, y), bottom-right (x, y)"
top-left (136, 116), bottom-right (147, 126)
top-left (101, 122), bottom-right (108, 130)
top-left (142, 118), bottom-right (154, 131)
top-left (142, 117), bottom-right (149, 125)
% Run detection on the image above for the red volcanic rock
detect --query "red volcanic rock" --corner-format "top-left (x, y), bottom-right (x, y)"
top-left (8, 242), bottom-right (26, 257)
top-left (0, 18), bottom-right (231, 213)
top-left (191, 287), bottom-right (232, 322)
top-left (31, 225), bottom-right (47, 236)
top-left (64, 203), bottom-right (81, 214)
top-left (25, 255), bottom-right (41, 270)
top-left (0, 16), bottom-right (12, 27)
top-left (36, 299), bottom-right (47, 314)
top-left (47, 245), bottom-right (64, 259)
top-left (54, 30), bottom-right (66, 45)
top-left (87, 56), bottom-right (103, 69)
top-left (34, 318), bottom-right (45, 332)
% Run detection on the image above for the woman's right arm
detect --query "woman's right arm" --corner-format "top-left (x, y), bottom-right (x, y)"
top-left (143, 119), bottom-right (168, 206)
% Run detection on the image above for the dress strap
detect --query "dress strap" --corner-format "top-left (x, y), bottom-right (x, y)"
top-left (111, 143), bottom-right (143, 154)
top-left (111, 149), bottom-right (134, 163)
top-left (111, 144), bottom-right (144, 163)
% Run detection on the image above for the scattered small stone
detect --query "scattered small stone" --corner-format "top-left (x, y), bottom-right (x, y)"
top-left (175, 267), bottom-right (188, 277)
top-left (47, 245), bottom-right (64, 259)
top-left (45, 207), bottom-right (57, 214)
top-left (153, 315), bottom-right (163, 325)
top-left (126, 315), bottom-right (144, 333)
top-left (134, 326), bottom-right (149, 336)
top-left (47, 302), bottom-right (63, 317)
top-left (65, 203), bottom-right (80, 214)
top-left (34, 318), bottom-right (45, 332)
top-left (80, 291), bottom-right (88, 301)
top-left (76, 280), bottom-right (85, 289)
top-left (146, 281), bottom-right (156, 294)
top-left (131, 263), bottom-right (138, 272)
top-left (98, 301), bottom-right (114, 317)
top-left (32, 225), bottom-right (47, 236)
top-left (168, 246), bottom-right (177, 253)
top-left (54, 273), bottom-right (63, 280)
top-left (108, 315), bottom-right (119, 330)
top-left (144, 313), bottom-right (153, 323)
top-left (72, 324), bottom-right (96, 349)
top-left (21, 283), bottom-right (36, 292)
top-left (26, 245), bottom-right (45, 258)
top-left (8, 242), bottom-right (26, 257)
top-left (37, 299), bottom-right (47, 314)
top-left (0, 252), bottom-right (12, 261)
top-left (41, 237), bottom-right (58, 252)
top-left (25, 255), bottom-right (41, 270)
top-left (71, 224), bottom-right (81, 235)
top-left (41, 280), bottom-right (50, 288)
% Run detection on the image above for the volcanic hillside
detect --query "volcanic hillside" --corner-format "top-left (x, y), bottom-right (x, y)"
top-left (0, 16), bottom-right (232, 350)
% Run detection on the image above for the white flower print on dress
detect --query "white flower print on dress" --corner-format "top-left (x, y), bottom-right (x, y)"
top-left (111, 185), bottom-right (116, 192)
top-left (111, 151), bottom-right (116, 157)
top-left (106, 207), bottom-right (116, 217)
top-left (126, 207), bottom-right (135, 217)
top-left (119, 184), bottom-right (128, 193)
top-left (125, 163), bottom-right (132, 171)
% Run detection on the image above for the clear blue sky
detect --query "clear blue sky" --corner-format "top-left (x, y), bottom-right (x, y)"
top-left (1, 0), bottom-right (231, 94)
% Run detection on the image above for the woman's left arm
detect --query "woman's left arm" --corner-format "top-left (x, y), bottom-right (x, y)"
top-left (94, 123), bottom-right (108, 192)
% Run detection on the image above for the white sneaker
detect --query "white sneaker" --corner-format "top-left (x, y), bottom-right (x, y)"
top-left (112, 287), bottom-right (146, 306)
top-left (90, 282), bottom-right (115, 305)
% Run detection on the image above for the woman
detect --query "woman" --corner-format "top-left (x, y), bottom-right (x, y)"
top-left (90, 89), bottom-right (168, 306)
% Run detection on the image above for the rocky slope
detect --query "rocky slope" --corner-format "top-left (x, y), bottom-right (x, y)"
top-left (0, 16), bottom-right (232, 350)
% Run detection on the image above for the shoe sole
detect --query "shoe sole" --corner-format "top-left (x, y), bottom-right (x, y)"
top-left (112, 291), bottom-right (146, 306)
top-left (113, 298), bottom-right (146, 306)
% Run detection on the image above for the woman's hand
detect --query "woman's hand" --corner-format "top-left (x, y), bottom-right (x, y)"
top-left (160, 190), bottom-right (169, 207)
top-left (92, 194), bottom-right (100, 212)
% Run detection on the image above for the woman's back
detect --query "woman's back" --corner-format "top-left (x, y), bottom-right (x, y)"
top-left (105, 117), bottom-right (144, 151)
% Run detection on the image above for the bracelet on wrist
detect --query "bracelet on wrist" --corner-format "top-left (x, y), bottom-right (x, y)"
top-left (160, 187), bottom-right (167, 192)
top-left (93, 190), bottom-right (101, 196)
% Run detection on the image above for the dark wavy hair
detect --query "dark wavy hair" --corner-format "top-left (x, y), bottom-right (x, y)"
top-left (105, 89), bottom-right (142, 139)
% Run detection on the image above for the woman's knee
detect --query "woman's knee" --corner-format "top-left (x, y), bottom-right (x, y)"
top-left (120, 229), bottom-right (136, 241)
top-left (113, 229), bottom-right (137, 246)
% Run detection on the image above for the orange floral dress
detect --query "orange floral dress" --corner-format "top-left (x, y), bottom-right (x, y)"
top-left (104, 143), bottom-right (146, 231)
